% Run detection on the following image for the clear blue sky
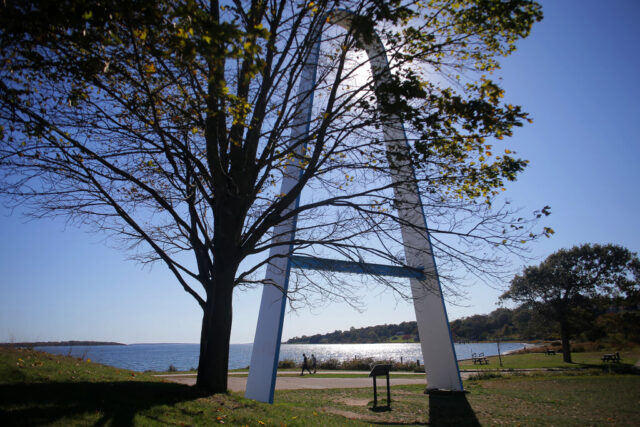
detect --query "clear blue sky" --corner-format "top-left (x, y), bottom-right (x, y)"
top-left (1, 0), bottom-right (639, 344)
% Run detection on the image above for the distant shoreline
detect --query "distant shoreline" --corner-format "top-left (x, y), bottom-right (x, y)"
top-left (282, 340), bottom-right (531, 345)
top-left (0, 341), bottom-right (125, 347)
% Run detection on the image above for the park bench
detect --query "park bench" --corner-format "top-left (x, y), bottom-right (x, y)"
top-left (545, 349), bottom-right (556, 355)
top-left (601, 352), bottom-right (620, 363)
top-left (472, 352), bottom-right (489, 365)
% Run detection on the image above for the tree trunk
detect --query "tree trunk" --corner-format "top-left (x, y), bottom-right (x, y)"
top-left (195, 189), bottom-right (244, 393)
top-left (196, 281), bottom-right (234, 393)
top-left (559, 319), bottom-right (572, 363)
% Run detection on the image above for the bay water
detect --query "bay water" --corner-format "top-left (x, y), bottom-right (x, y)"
top-left (34, 342), bottom-right (528, 372)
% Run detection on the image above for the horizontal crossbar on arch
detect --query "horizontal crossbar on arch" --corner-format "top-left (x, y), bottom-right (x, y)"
top-left (289, 255), bottom-right (425, 280)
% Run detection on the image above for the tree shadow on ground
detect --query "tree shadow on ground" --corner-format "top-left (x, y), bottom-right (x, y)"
top-left (369, 402), bottom-right (392, 412)
top-left (0, 380), bottom-right (206, 426)
top-left (428, 392), bottom-right (480, 427)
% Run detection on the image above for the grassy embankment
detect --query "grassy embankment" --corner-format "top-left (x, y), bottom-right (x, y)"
top-left (1, 346), bottom-right (639, 426)
top-left (459, 349), bottom-right (640, 371)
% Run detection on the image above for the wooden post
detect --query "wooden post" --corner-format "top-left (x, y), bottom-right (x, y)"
top-left (386, 371), bottom-right (391, 406)
top-left (372, 376), bottom-right (378, 408)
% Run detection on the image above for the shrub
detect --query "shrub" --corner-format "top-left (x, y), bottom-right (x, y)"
top-left (468, 371), bottom-right (503, 380)
top-left (297, 357), bottom-right (426, 371)
top-left (341, 357), bottom-right (375, 371)
top-left (167, 364), bottom-right (177, 372)
top-left (317, 358), bottom-right (340, 370)
top-left (392, 360), bottom-right (419, 371)
top-left (277, 359), bottom-right (296, 369)
top-left (572, 344), bottom-right (585, 353)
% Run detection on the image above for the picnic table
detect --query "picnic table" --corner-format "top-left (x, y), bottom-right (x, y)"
top-left (601, 352), bottom-right (620, 363)
top-left (545, 349), bottom-right (556, 355)
top-left (472, 352), bottom-right (489, 365)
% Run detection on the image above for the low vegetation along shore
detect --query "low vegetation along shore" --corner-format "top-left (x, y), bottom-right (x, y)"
top-left (2, 345), bottom-right (639, 425)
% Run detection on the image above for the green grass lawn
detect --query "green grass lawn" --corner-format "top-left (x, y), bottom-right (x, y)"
top-left (459, 349), bottom-right (640, 371)
top-left (1, 346), bottom-right (639, 426)
top-left (275, 374), bottom-right (640, 426)
top-left (463, 374), bottom-right (640, 426)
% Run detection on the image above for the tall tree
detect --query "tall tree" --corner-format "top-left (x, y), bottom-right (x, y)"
top-left (501, 244), bottom-right (640, 362)
top-left (1, 0), bottom-right (546, 392)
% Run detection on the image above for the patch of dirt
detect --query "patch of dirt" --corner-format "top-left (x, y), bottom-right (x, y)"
top-left (323, 407), bottom-right (369, 420)
top-left (392, 389), bottom-right (417, 396)
top-left (325, 407), bottom-right (427, 425)
top-left (337, 397), bottom-right (371, 406)
top-left (201, 394), bottom-right (248, 410)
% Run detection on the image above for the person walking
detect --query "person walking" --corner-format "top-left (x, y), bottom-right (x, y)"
top-left (311, 354), bottom-right (317, 374)
top-left (300, 353), bottom-right (312, 376)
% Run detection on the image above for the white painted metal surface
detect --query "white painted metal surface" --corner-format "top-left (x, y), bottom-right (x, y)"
top-left (246, 10), bottom-right (462, 403)
top-left (244, 35), bottom-right (321, 403)
top-left (334, 10), bottom-right (463, 391)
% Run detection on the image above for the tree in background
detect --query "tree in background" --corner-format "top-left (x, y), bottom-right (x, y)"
top-left (1, 0), bottom-right (546, 392)
top-left (501, 244), bottom-right (640, 362)
top-left (510, 303), bottom-right (557, 340)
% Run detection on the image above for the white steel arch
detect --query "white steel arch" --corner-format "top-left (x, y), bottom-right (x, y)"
top-left (245, 10), bottom-right (463, 403)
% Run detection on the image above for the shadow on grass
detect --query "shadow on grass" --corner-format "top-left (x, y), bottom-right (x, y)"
top-left (549, 361), bottom-right (639, 375)
top-left (369, 402), bottom-right (392, 412)
top-left (598, 363), bottom-right (639, 374)
top-left (428, 393), bottom-right (479, 427)
top-left (0, 380), bottom-right (206, 426)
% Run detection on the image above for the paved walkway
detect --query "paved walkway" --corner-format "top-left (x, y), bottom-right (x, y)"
top-left (156, 371), bottom-right (430, 392)
top-left (155, 368), bottom-right (578, 391)
top-left (158, 354), bottom-right (640, 392)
